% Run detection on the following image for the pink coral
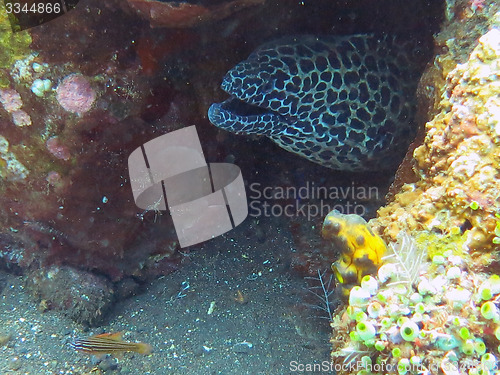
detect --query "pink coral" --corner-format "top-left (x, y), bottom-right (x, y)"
top-left (56, 74), bottom-right (96, 115)
top-left (46, 171), bottom-right (62, 187)
top-left (46, 137), bottom-right (70, 161)
top-left (11, 110), bottom-right (32, 127)
top-left (0, 89), bottom-right (23, 112)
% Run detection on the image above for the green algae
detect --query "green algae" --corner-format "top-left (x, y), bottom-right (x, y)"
top-left (0, 2), bottom-right (32, 87)
top-left (493, 214), bottom-right (500, 245)
top-left (414, 230), bottom-right (468, 260)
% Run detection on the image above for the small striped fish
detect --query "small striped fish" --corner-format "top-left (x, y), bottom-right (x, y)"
top-left (70, 332), bottom-right (152, 356)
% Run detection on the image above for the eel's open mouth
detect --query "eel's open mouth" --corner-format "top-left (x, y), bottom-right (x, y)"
top-left (208, 94), bottom-right (285, 134)
top-left (217, 96), bottom-right (270, 117)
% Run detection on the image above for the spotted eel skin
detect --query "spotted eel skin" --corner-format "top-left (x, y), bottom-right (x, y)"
top-left (208, 34), bottom-right (421, 171)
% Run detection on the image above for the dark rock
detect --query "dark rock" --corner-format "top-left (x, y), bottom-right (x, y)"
top-left (25, 266), bottom-right (114, 326)
top-left (114, 277), bottom-right (140, 300)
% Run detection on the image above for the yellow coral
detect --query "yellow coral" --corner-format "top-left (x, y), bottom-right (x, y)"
top-left (372, 27), bottom-right (500, 255)
top-left (322, 210), bottom-right (387, 296)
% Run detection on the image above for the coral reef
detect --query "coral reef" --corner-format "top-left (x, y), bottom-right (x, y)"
top-left (373, 22), bottom-right (500, 261)
top-left (330, 4), bottom-right (500, 374)
top-left (0, 88), bottom-right (32, 127)
top-left (0, 0), bottom-right (445, 331)
top-left (330, 233), bottom-right (500, 375)
top-left (387, 0), bottom-right (497, 202)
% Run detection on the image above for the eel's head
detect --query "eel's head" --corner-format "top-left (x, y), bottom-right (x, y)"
top-left (208, 46), bottom-right (297, 136)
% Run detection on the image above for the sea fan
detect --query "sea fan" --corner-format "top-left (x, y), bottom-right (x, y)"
top-left (304, 269), bottom-right (338, 321)
top-left (382, 232), bottom-right (427, 290)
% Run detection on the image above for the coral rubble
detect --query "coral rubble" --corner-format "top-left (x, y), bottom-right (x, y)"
top-left (0, 0), bottom-right (186, 281)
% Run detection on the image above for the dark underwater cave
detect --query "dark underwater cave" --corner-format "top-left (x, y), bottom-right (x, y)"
top-left (198, 0), bottom-right (445, 220)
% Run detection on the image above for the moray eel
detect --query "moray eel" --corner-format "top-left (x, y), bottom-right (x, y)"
top-left (208, 34), bottom-right (421, 171)
top-left (322, 210), bottom-right (387, 297)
